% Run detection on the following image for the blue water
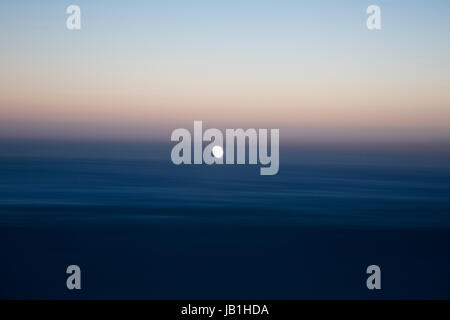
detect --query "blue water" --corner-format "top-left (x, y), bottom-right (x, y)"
top-left (1, 142), bottom-right (450, 298)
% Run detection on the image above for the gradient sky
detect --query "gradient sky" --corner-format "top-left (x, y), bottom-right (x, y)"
top-left (1, 0), bottom-right (450, 142)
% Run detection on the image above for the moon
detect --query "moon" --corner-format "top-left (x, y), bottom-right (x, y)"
top-left (212, 145), bottom-right (224, 159)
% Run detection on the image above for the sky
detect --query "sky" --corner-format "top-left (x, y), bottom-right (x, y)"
top-left (1, 0), bottom-right (450, 142)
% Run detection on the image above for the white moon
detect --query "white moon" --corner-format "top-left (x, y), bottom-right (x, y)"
top-left (212, 145), bottom-right (224, 158)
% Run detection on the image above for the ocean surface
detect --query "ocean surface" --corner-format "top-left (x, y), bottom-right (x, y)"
top-left (1, 141), bottom-right (450, 299)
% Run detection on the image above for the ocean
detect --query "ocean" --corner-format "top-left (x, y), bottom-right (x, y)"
top-left (1, 141), bottom-right (449, 299)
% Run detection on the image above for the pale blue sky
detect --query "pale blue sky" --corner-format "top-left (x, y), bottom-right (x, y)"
top-left (1, 1), bottom-right (449, 141)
